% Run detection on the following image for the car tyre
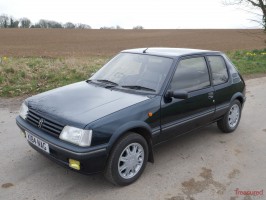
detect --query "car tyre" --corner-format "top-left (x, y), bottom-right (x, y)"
top-left (217, 100), bottom-right (242, 133)
top-left (104, 132), bottom-right (148, 186)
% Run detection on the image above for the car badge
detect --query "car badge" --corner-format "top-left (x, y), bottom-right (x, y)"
top-left (38, 118), bottom-right (44, 128)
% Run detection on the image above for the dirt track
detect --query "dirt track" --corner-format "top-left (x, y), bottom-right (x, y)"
top-left (0, 29), bottom-right (265, 57)
top-left (0, 77), bottom-right (266, 200)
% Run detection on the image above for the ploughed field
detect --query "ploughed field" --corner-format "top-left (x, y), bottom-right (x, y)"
top-left (0, 29), bottom-right (265, 57)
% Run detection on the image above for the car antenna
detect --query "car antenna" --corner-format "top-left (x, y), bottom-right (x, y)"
top-left (143, 48), bottom-right (148, 53)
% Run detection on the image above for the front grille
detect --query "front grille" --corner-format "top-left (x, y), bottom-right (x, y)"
top-left (26, 109), bottom-right (64, 138)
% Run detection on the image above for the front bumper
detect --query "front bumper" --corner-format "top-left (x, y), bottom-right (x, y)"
top-left (16, 116), bottom-right (108, 174)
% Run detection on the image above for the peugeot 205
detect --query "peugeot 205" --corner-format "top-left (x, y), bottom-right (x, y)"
top-left (16, 48), bottom-right (246, 186)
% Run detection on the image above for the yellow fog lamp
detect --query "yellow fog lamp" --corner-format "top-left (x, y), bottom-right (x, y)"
top-left (69, 159), bottom-right (80, 170)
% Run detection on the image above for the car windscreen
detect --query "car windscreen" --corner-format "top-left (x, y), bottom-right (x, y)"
top-left (90, 53), bottom-right (173, 94)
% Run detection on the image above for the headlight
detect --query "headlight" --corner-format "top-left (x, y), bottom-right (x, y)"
top-left (59, 126), bottom-right (92, 147)
top-left (19, 102), bottom-right (29, 120)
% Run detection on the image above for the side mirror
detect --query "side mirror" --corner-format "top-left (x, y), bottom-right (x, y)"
top-left (165, 90), bottom-right (188, 99)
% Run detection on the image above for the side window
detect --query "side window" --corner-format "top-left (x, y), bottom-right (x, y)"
top-left (207, 56), bottom-right (229, 85)
top-left (170, 57), bottom-right (210, 92)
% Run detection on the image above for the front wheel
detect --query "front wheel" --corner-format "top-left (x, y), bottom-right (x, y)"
top-left (217, 100), bottom-right (242, 133)
top-left (104, 133), bottom-right (148, 186)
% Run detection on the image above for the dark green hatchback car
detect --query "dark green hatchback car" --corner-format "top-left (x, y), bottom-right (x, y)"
top-left (16, 48), bottom-right (246, 186)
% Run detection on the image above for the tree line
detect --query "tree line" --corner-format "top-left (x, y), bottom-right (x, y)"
top-left (0, 14), bottom-right (91, 29)
top-left (0, 14), bottom-right (144, 29)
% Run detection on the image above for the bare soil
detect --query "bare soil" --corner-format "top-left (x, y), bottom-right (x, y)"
top-left (0, 29), bottom-right (265, 57)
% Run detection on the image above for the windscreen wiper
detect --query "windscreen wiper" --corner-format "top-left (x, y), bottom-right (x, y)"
top-left (121, 85), bottom-right (156, 92)
top-left (95, 79), bottom-right (118, 86)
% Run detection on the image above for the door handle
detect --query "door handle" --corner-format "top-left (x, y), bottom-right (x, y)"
top-left (208, 92), bottom-right (214, 99)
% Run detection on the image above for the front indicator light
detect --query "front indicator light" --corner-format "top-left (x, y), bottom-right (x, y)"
top-left (19, 102), bottom-right (29, 120)
top-left (69, 159), bottom-right (80, 170)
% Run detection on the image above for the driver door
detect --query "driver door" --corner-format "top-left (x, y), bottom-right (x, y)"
top-left (159, 56), bottom-right (215, 142)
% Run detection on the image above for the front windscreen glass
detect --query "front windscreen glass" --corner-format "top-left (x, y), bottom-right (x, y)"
top-left (90, 53), bottom-right (173, 93)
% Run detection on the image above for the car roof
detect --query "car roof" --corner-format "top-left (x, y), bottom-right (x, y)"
top-left (121, 47), bottom-right (221, 58)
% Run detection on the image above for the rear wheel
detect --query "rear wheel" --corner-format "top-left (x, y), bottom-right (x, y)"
top-left (217, 100), bottom-right (242, 133)
top-left (104, 133), bottom-right (148, 186)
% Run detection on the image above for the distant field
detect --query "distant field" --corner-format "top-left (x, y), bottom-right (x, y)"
top-left (0, 29), bottom-right (265, 97)
top-left (0, 29), bottom-right (265, 57)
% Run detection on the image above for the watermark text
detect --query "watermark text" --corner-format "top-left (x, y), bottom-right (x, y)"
top-left (235, 188), bottom-right (263, 196)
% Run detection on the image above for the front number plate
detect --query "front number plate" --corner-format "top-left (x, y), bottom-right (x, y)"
top-left (26, 131), bottom-right (50, 154)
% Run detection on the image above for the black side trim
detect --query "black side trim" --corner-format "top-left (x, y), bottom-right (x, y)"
top-left (162, 109), bottom-right (214, 131)
top-left (216, 103), bottom-right (230, 112)
top-left (151, 127), bottom-right (161, 136)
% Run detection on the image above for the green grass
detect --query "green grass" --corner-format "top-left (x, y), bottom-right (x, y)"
top-left (0, 56), bottom-right (109, 97)
top-left (0, 49), bottom-right (265, 97)
top-left (227, 48), bottom-right (266, 75)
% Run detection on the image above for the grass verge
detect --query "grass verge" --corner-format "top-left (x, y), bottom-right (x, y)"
top-left (0, 49), bottom-right (265, 97)
top-left (0, 56), bottom-right (109, 97)
top-left (227, 48), bottom-right (266, 75)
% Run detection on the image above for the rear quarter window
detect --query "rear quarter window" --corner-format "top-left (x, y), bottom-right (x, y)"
top-left (207, 56), bottom-right (229, 85)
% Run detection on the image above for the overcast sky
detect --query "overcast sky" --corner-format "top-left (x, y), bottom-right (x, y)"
top-left (0, 0), bottom-right (261, 29)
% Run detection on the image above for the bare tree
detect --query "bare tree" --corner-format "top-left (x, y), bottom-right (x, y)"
top-left (100, 26), bottom-right (115, 29)
top-left (47, 20), bottom-right (63, 28)
top-left (133, 25), bottom-right (144, 30)
top-left (64, 22), bottom-right (75, 29)
top-left (20, 18), bottom-right (31, 28)
top-left (9, 17), bottom-right (19, 28)
top-left (30, 23), bottom-right (41, 28)
top-left (38, 19), bottom-right (49, 28)
top-left (38, 19), bottom-right (63, 28)
top-left (224, 0), bottom-right (266, 30)
top-left (0, 14), bottom-right (9, 28)
top-left (116, 25), bottom-right (123, 29)
top-left (75, 23), bottom-right (91, 29)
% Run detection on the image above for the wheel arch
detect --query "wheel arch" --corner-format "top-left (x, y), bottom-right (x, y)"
top-left (230, 92), bottom-right (245, 107)
top-left (107, 121), bottom-right (154, 163)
